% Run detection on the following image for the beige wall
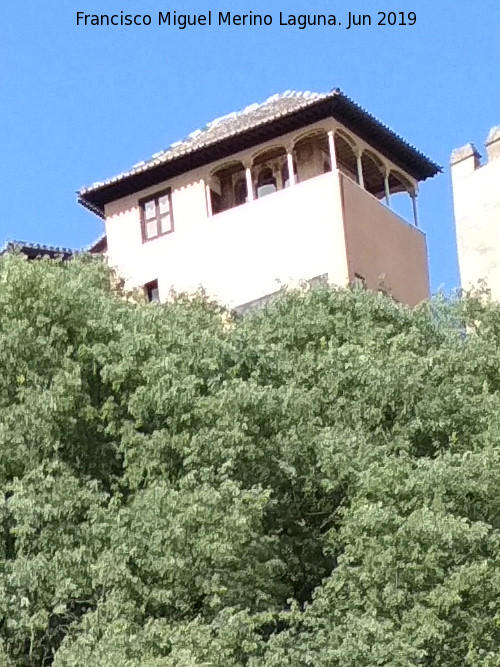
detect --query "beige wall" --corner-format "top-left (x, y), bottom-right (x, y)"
top-left (105, 170), bottom-right (349, 308)
top-left (103, 120), bottom-right (425, 309)
top-left (341, 173), bottom-right (429, 307)
top-left (452, 137), bottom-right (500, 299)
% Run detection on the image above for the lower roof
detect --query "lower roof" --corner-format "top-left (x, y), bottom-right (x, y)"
top-left (0, 240), bottom-right (75, 260)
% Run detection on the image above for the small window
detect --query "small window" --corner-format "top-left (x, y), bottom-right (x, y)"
top-left (140, 189), bottom-right (174, 242)
top-left (145, 279), bottom-right (160, 303)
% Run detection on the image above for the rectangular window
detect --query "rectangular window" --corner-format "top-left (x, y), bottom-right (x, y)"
top-left (139, 188), bottom-right (174, 242)
top-left (145, 279), bottom-right (160, 303)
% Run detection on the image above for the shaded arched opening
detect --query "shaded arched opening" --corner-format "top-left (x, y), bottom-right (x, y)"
top-left (335, 132), bottom-right (357, 182)
top-left (361, 150), bottom-right (385, 198)
top-left (388, 170), bottom-right (415, 222)
top-left (210, 161), bottom-right (246, 214)
top-left (293, 130), bottom-right (330, 183)
top-left (388, 170), bottom-right (413, 195)
top-left (256, 167), bottom-right (277, 197)
top-left (234, 177), bottom-right (248, 206)
top-left (252, 146), bottom-right (287, 197)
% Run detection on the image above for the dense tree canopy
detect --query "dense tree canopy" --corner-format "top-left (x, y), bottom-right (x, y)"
top-left (1, 252), bottom-right (500, 665)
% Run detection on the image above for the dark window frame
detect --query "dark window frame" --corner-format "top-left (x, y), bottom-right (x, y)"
top-left (139, 188), bottom-right (174, 243)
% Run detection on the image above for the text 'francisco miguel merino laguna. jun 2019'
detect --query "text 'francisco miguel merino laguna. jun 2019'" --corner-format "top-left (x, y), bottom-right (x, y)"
top-left (75, 10), bottom-right (418, 30)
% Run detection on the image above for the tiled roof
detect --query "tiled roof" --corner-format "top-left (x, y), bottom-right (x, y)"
top-left (79, 91), bottom-right (329, 196)
top-left (79, 88), bottom-right (441, 217)
top-left (0, 240), bottom-right (76, 259)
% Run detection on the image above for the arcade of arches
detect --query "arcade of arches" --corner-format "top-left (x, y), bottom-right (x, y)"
top-left (206, 128), bottom-right (419, 226)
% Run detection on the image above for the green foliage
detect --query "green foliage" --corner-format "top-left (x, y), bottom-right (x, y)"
top-left (1, 253), bottom-right (500, 664)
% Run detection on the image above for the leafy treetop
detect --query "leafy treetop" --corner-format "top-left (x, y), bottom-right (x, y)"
top-left (1, 253), bottom-right (500, 666)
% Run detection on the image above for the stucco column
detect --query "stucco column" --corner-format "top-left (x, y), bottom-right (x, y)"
top-left (244, 163), bottom-right (254, 202)
top-left (410, 191), bottom-right (419, 228)
top-left (356, 151), bottom-right (364, 189)
top-left (327, 131), bottom-right (338, 170)
top-left (383, 169), bottom-right (391, 206)
top-left (205, 182), bottom-right (213, 217)
top-left (286, 150), bottom-right (296, 186)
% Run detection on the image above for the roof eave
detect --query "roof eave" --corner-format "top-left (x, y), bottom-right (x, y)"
top-left (77, 194), bottom-right (106, 219)
top-left (79, 92), bottom-right (440, 217)
top-left (333, 93), bottom-right (441, 180)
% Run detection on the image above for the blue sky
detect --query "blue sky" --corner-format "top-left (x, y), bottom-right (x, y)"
top-left (1, 0), bottom-right (499, 292)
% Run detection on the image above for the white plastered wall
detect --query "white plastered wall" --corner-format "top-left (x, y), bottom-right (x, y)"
top-left (451, 135), bottom-right (500, 298)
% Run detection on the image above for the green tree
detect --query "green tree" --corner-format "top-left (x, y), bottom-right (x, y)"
top-left (1, 252), bottom-right (500, 665)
